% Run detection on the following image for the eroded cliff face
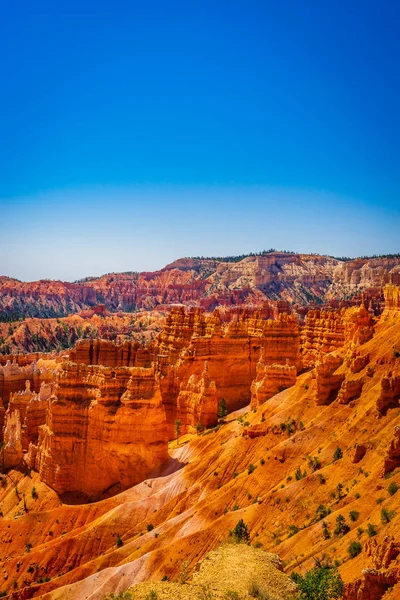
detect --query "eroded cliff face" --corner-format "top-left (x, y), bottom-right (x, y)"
top-left (0, 286), bottom-right (399, 599)
top-left (2, 253), bottom-right (400, 322)
top-left (153, 307), bottom-right (302, 435)
top-left (35, 362), bottom-right (169, 497)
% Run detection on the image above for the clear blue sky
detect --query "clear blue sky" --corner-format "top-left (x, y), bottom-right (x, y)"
top-left (1, 1), bottom-right (399, 281)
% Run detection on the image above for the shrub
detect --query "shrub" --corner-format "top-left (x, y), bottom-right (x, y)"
top-left (348, 540), bottom-right (362, 558)
top-left (336, 483), bottom-right (344, 501)
top-left (355, 492), bottom-right (361, 499)
top-left (381, 507), bottom-right (395, 524)
top-left (322, 521), bottom-right (331, 540)
top-left (179, 560), bottom-right (190, 584)
top-left (349, 510), bottom-right (359, 522)
top-left (260, 458), bottom-right (265, 465)
top-left (145, 591), bottom-right (159, 600)
top-left (218, 398), bottom-right (229, 419)
top-left (116, 534), bottom-right (123, 547)
top-left (317, 473), bottom-right (326, 485)
top-left (376, 497), bottom-right (384, 504)
top-left (147, 524), bottom-right (154, 532)
top-left (388, 481), bottom-right (399, 496)
top-left (174, 419), bottom-right (182, 439)
top-left (333, 447), bottom-right (343, 462)
top-left (334, 514), bottom-right (350, 536)
top-left (292, 565), bottom-right (343, 600)
top-left (295, 466), bottom-right (307, 480)
top-left (316, 505), bottom-right (331, 520)
top-left (31, 487), bottom-right (38, 500)
top-left (288, 524), bottom-right (300, 537)
top-left (308, 456), bottom-right (321, 472)
top-left (367, 523), bottom-right (378, 537)
top-left (248, 464), bottom-right (256, 475)
top-left (357, 527), bottom-right (364, 538)
top-left (232, 519), bottom-right (250, 543)
top-left (225, 592), bottom-right (240, 600)
top-left (198, 586), bottom-right (214, 599)
top-left (248, 581), bottom-right (269, 599)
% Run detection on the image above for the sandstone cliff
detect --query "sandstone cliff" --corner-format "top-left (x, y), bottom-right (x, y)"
top-left (35, 362), bottom-right (169, 497)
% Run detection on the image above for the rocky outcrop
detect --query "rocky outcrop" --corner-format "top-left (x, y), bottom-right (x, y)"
top-left (0, 358), bottom-right (40, 407)
top-left (349, 350), bottom-right (370, 374)
top-left (315, 353), bottom-right (345, 404)
top-left (176, 362), bottom-right (218, 434)
top-left (343, 303), bottom-right (375, 345)
top-left (2, 408), bottom-right (23, 469)
top-left (301, 309), bottom-right (346, 367)
top-left (383, 284), bottom-right (400, 312)
top-left (250, 350), bottom-right (297, 409)
top-left (337, 376), bottom-right (364, 404)
top-left (352, 443), bottom-right (367, 463)
top-left (69, 338), bottom-right (152, 367)
top-left (8, 380), bottom-right (51, 450)
top-left (35, 362), bottom-right (169, 496)
top-left (376, 372), bottom-right (400, 413)
top-left (343, 536), bottom-right (400, 600)
top-left (301, 303), bottom-right (374, 368)
top-left (382, 426), bottom-right (400, 475)
top-left (155, 307), bottom-right (302, 417)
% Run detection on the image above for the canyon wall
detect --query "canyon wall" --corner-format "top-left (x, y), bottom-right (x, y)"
top-left (2, 253), bottom-right (400, 321)
top-left (35, 362), bottom-right (169, 497)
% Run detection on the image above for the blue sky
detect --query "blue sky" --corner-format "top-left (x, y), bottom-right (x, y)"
top-left (1, 1), bottom-right (399, 281)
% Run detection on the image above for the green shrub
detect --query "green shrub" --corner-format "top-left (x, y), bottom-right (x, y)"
top-left (248, 581), bottom-right (269, 599)
top-left (248, 464), bottom-right (256, 475)
top-left (232, 519), bottom-right (250, 543)
top-left (295, 466), bottom-right (307, 480)
top-left (388, 481), bottom-right (399, 496)
top-left (317, 473), bottom-right (326, 485)
top-left (116, 534), bottom-right (123, 547)
top-left (334, 514), bottom-right (350, 536)
top-left (348, 540), bottom-right (362, 558)
top-left (316, 505), bottom-right (331, 520)
top-left (322, 521), bottom-right (331, 540)
top-left (291, 565), bottom-right (343, 600)
top-left (349, 510), bottom-right (359, 522)
top-left (308, 456), bottom-right (321, 472)
top-left (218, 398), bottom-right (228, 419)
top-left (31, 487), bottom-right (38, 500)
top-left (367, 523), bottom-right (378, 537)
top-left (224, 592), bottom-right (240, 600)
top-left (145, 591), bottom-right (159, 600)
top-left (381, 507), bottom-right (395, 524)
top-left (333, 447), bottom-right (343, 462)
top-left (288, 524), bottom-right (300, 537)
top-left (147, 524), bottom-right (154, 532)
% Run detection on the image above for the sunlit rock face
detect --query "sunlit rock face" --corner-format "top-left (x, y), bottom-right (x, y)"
top-left (33, 361), bottom-right (169, 496)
